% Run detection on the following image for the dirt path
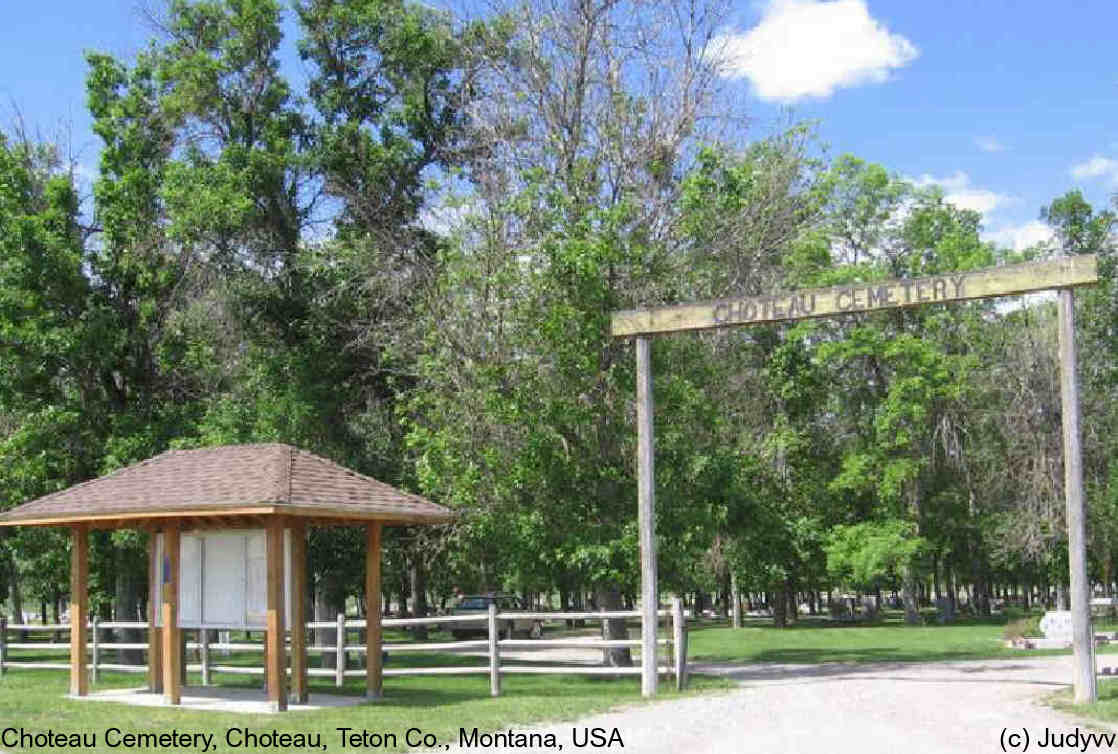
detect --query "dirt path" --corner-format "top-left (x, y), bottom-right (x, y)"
top-left (434, 656), bottom-right (1118, 753)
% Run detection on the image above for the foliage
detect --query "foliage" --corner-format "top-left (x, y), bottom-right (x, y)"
top-left (825, 520), bottom-right (926, 593)
top-left (2, 0), bottom-right (1118, 636)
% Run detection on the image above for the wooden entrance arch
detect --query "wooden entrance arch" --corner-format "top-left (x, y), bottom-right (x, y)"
top-left (611, 255), bottom-right (1100, 703)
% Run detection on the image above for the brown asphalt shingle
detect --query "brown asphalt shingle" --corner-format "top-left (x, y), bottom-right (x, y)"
top-left (0, 444), bottom-right (454, 526)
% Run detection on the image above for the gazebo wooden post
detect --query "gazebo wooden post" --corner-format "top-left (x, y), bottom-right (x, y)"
top-left (69, 524), bottom-right (89, 697)
top-left (147, 534), bottom-right (163, 693)
top-left (265, 517), bottom-right (288, 712)
top-left (366, 521), bottom-right (383, 700)
top-left (161, 522), bottom-right (181, 705)
top-left (289, 520), bottom-right (308, 704)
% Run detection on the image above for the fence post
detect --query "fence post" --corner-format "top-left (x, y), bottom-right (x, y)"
top-left (672, 597), bottom-right (686, 691)
top-left (259, 632), bottom-right (268, 692)
top-left (200, 629), bottom-right (210, 686)
top-left (90, 618), bottom-right (99, 684)
top-left (488, 602), bottom-right (500, 697)
top-left (0, 616), bottom-right (6, 676)
top-left (181, 631), bottom-right (188, 687)
top-left (335, 614), bottom-right (346, 688)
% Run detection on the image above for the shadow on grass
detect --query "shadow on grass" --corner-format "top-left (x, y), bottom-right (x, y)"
top-left (203, 660), bottom-right (678, 710)
top-left (687, 612), bottom-right (1014, 632)
top-left (692, 659), bottom-right (1072, 689)
top-left (745, 647), bottom-right (1044, 664)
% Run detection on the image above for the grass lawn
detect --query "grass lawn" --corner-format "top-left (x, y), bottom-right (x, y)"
top-left (1049, 679), bottom-right (1118, 729)
top-left (687, 611), bottom-right (1118, 665)
top-left (0, 657), bottom-right (730, 753)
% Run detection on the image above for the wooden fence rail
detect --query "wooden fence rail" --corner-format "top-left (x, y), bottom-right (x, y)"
top-left (0, 600), bottom-right (688, 695)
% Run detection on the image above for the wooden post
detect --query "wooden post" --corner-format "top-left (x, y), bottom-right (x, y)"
top-left (162, 522), bottom-right (181, 705)
top-left (200, 629), bottom-right (210, 686)
top-left (260, 631), bottom-right (268, 692)
top-left (265, 517), bottom-right (288, 712)
top-left (636, 336), bottom-right (658, 697)
top-left (289, 521), bottom-right (308, 704)
top-left (147, 535), bottom-right (162, 693)
top-left (488, 602), bottom-right (501, 697)
top-left (365, 522), bottom-right (383, 700)
top-left (90, 617), bottom-right (99, 684)
top-left (335, 613), bottom-right (345, 688)
top-left (70, 524), bottom-right (89, 697)
top-left (1058, 288), bottom-right (1098, 704)
top-left (180, 631), bottom-right (188, 687)
top-left (672, 596), bottom-right (686, 691)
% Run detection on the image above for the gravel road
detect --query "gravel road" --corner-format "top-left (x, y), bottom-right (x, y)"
top-left (434, 655), bottom-right (1118, 753)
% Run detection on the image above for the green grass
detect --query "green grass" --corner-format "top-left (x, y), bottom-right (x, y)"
top-left (687, 611), bottom-right (1118, 665)
top-left (1049, 679), bottom-right (1118, 728)
top-left (0, 661), bottom-right (730, 753)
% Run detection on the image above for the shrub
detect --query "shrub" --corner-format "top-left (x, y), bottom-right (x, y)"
top-left (1003, 616), bottom-right (1041, 640)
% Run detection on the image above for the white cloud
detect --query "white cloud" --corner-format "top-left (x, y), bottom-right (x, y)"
top-left (974, 136), bottom-right (1005, 153)
top-left (911, 171), bottom-right (1012, 215)
top-left (713, 0), bottom-right (919, 102)
top-left (984, 220), bottom-right (1054, 252)
top-left (1070, 155), bottom-right (1118, 183)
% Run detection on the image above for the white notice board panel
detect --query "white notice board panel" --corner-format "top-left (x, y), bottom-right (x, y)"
top-left (202, 532), bottom-right (246, 625)
top-left (153, 528), bottom-right (293, 629)
top-left (179, 535), bottom-right (203, 624)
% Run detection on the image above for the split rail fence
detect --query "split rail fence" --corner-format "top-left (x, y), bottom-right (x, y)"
top-left (0, 598), bottom-right (688, 695)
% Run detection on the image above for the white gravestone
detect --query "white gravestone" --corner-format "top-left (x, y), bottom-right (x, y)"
top-left (1039, 611), bottom-right (1074, 642)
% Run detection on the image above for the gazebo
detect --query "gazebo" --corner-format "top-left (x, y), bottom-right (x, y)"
top-left (0, 443), bottom-right (454, 711)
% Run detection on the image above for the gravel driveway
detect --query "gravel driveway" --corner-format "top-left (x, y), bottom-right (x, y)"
top-left (434, 655), bottom-right (1118, 753)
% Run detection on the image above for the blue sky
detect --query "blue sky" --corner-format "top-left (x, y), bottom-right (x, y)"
top-left (2, 0), bottom-right (1115, 251)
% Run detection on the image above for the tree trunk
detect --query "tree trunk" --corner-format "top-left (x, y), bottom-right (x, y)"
top-left (901, 567), bottom-right (921, 624)
top-left (314, 577), bottom-right (342, 670)
top-left (974, 561), bottom-right (992, 616)
top-left (596, 586), bottom-right (632, 667)
top-left (772, 589), bottom-right (787, 628)
top-left (784, 579), bottom-right (797, 625)
top-left (114, 549), bottom-right (144, 665)
top-left (730, 572), bottom-right (742, 628)
top-left (9, 559), bottom-right (24, 639)
top-left (410, 557), bottom-right (428, 640)
top-left (51, 592), bottom-right (61, 643)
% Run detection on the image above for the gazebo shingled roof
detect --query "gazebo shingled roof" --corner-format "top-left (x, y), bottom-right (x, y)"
top-left (0, 443), bottom-right (453, 528)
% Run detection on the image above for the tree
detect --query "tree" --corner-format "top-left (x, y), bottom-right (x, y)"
top-left (409, 0), bottom-right (734, 660)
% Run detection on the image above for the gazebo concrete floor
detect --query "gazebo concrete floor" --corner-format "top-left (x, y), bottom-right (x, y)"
top-left (74, 686), bottom-right (367, 714)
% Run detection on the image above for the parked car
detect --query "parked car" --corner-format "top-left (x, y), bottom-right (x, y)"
top-left (446, 594), bottom-right (544, 640)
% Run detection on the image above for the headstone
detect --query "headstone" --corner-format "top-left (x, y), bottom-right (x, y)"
top-left (934, 597), bottom-right (955, 624)
top-left (860, 597), bottom-right (878, 621)
top-left (1039, 610), bottom-right (1074, 642)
